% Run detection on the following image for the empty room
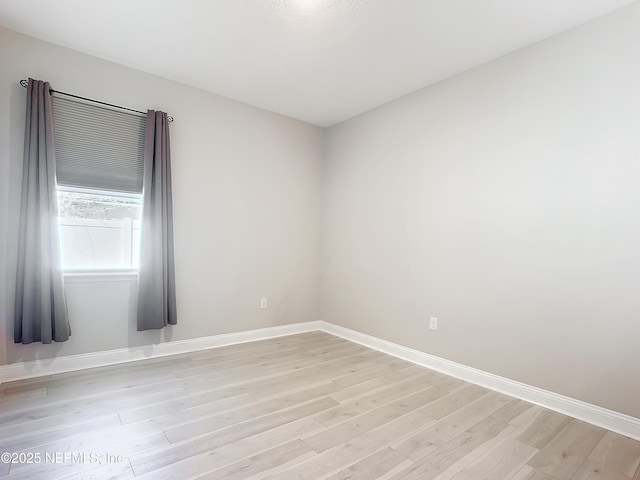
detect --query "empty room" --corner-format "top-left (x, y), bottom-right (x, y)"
top-left (0, 0), bottom-right (639, 479)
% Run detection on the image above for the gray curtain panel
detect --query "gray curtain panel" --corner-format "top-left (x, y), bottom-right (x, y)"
top-left (137, 110), bottom-right (177, 330)
top-left (14, 78), bottom-right (71, 344)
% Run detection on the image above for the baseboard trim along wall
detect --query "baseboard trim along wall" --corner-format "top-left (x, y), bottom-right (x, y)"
top-left (0, 321), bottom-right (323, 384)
top-left (1, 319), bottom-right (638, 441)
top-left (319, 321), bottom-right (640, 442)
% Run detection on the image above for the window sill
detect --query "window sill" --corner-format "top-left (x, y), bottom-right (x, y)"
top-left (63, 271), bottom-right (138, 283)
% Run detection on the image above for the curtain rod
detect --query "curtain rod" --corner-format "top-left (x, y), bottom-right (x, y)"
top-left (19, 79), bottom-right (174, 122)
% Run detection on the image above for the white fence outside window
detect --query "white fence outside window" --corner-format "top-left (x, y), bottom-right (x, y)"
top-left (59, 217), bottom-right (141, 270)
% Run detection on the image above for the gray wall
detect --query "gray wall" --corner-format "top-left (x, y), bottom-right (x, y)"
top-left (322, 3), bottom-right (640, 418)
top-left (2, 3), bottom-right (640, 419)
top-left (0, 27), bottom-right (324, 365)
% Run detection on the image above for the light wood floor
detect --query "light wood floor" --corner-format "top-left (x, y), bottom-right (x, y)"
top-left (0, 332), bottom-right (639, 480)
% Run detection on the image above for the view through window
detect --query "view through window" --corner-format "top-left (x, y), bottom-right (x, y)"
top-left (57, 188), bottom-right (142, 270)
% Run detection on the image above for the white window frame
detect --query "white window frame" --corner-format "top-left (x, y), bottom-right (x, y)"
top-left (57, 185), bottom-right (143, 277)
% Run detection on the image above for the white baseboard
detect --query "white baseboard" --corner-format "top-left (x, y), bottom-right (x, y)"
top-left (2, 319), bottom-right (638, 442)
top-left (319, 321), bottom-right (640, 441)
top-left (0, 321), bottom-right (322, 384)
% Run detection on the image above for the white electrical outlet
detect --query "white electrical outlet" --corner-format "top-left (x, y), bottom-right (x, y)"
top-left (429, 316), bottom-right (438, 331)
top-left (260, 298), bottom-right (268, 309)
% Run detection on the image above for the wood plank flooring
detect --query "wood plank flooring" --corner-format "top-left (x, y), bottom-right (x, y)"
top-left (0, 331), bottom-right (638, 480)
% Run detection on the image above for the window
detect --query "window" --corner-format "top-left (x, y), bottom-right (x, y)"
top-left (52, 95), bottom-right (146, 271)
top-left (57, 188), bottom-right (141, 270)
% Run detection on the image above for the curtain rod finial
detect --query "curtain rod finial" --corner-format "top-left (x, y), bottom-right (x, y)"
top-left (20, 79), bottom-right (28, 88)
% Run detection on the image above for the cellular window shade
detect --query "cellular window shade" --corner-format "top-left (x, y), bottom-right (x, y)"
top-left (52, 96), bottom-right (146, 193)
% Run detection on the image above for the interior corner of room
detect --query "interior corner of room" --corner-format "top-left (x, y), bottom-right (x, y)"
top-left (1, 0), bottom-right (639, 471)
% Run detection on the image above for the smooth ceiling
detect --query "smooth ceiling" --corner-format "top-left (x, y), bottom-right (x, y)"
top-left (0, 0), bottom-right (635, 126)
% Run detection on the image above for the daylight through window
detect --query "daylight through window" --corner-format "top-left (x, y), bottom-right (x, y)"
top-left (57, 188), bottom-right (142, 270)
top-left (52, 94), bottom-right (146, 271)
